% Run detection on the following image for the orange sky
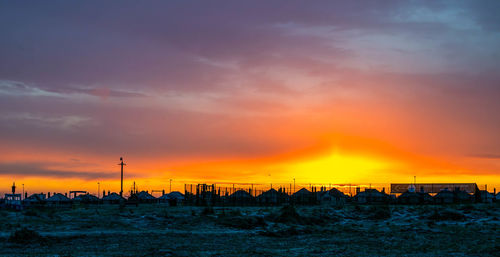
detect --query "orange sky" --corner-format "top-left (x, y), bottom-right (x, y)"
top-left (1, 130), bottom-right (498, 195)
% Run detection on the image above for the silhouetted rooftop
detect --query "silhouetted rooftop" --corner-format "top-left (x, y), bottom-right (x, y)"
top-left (102, 192), bottom-right (124, 201)
top-left (137, 191), bottom-right (156, 200)
top-left (293, 188), bottom-right (311, 196)
top-left (168, 191), bottom-right (184, 200)
top-left (46, 193), bottom-right (70, 202)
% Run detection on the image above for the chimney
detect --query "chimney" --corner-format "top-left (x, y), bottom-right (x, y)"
top-left (382, 188), bottom-right (385, 193)
top-left (48, 192), bottom-right (51, 197)
top-left (25, 192), bottom-right (27, 199)
top-left (103, 190), bottom-right (106, 197)
top-left (65, 192), bottom-right (67, 197)
top-left (162, 190), bottom-right (165, 196)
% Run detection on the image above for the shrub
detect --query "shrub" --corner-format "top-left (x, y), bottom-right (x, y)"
top-left (8, 228), bottom-right (44, 244)
top-left (259, 226), bottom-right (299, 237)
top-left (368, 205), bottom-right (391, 220)
top-left (259, 226), bottom-right (316, 237)
top-left (274, 205), bottom-right (301, 224)
top-left (23, 209), bottom-right (39, 217)
top-left (229, 208), bottom-right (242, 216)
top-left (460, 204), bottom-right (475, 211)
top-left (428, 209), bottom-right (466, 221)
top-left (218, 216), bottom-right (266, 229)
top-left (157, 209), bottom-right (170, 218)
top-left (201, 206), bottom-right (214, 216)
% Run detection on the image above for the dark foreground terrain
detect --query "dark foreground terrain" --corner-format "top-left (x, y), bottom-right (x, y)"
top-left (0, 203), bottom-right (498, 256)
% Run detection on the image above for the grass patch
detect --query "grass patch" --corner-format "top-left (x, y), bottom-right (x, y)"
top-left (217, 215), bottom-right (266, 229)
top-left (200, 206), bottom-right (215, 216)
top-left (428, 209), bottom-right (466, 221)
top-left (8, 227), bottom-right (45, 244)
top-left (368, 205), bottom-right (391, 220)
top-left (273, 205), bottom-right (301, 224)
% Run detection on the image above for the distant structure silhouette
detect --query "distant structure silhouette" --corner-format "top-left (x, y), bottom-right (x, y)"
top-left (119, 157), bottom-right (126, 197)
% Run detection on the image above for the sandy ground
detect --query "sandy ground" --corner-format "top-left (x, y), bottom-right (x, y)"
top-left (0, 203), bottom-right (498, 256)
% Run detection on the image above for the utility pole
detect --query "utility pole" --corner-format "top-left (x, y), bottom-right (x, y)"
top-left (118, 157), bottom-right (126, 197)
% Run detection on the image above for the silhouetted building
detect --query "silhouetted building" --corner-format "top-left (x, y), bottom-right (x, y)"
top-left (158, 194), bottom-right (170, 204)
top-left (292, 188), bottom-right (314, 204)
top-left (476, 190), bottom-right (494, 203)
top-left (292, 187), bottom-right (316, 204)
top-left (4, 182), bottom-right (22, 209)
top-left (102, 192), bottom-right (124, 204)
top-left (135, 191), bottom-right (157, 203)
top-left (398, 191), bottom-right (433, 204)
top-left (24, 193), bottom-right (46, 206)
top-left (320, 188), bottom-right (347, 206)
top-left (228, 190), bottom-right (254, 205)
top-left (454, 189), bottom-right (473, 203)
top-left (354, 189), bottom-right (390, 204)
top-left (258, 188), bottom-right (289, 205)
top-left (73, 193), bottom-right (99, 204)
top-left (391, 183), bottom-right (478, 194)
top-left (4, 193), bottom-right (22, 209)
top-left (168, 191), bottom-right (185, 206)
top-left (46, 193), bottom-right (71, 206)
top-left (434, 189), bottom-right (454, 204)
top-left (157, 191), bottom-right (184, 206)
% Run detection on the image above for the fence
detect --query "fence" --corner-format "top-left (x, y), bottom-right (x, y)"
top-left (182, 183), bottom-right (388, 206)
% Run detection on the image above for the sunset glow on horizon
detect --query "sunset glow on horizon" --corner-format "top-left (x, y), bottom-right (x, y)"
top-left (1, 1), bottom-right (499, 194)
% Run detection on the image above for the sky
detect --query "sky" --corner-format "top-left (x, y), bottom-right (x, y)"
top-left (1, 1), bottom-right (499, 195)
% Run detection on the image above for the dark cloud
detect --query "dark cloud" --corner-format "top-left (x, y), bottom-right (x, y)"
top-left (0, 93), bottom-right (308, 158)
top-left (1, 1), bottom-right (496, 92)
top-left (0, 80), bottom-right (147, 99)
top-left (0, 162), bottom-right (116, 180)
top-left (50, 87), bottom-right (148, 98)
